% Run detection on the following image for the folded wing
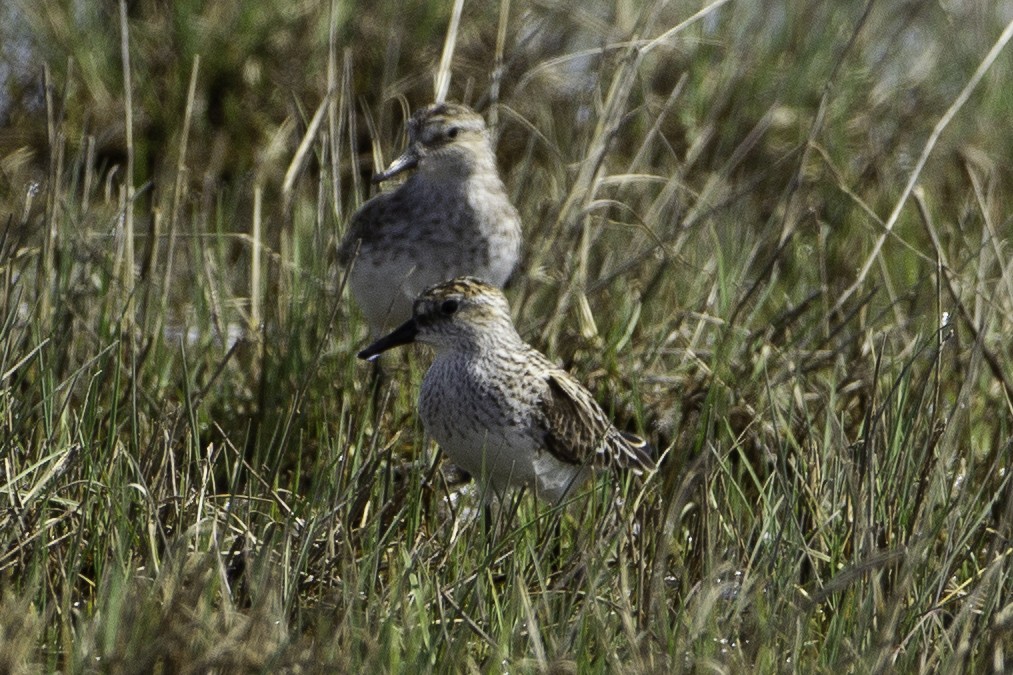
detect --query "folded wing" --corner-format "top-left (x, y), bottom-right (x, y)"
top-left (538, 370), bottom-right (655, 474)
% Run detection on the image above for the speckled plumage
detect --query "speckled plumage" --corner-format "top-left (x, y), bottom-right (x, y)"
top-left (358, 277), bottom-right (655, 503)
top-left (339, 103), bottom-right (522, 335)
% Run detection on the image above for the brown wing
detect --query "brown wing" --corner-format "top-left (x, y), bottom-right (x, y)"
top-left (538, 370), bottom-right (655, 473)
top-left (338, 182), bottom-right (421, 263)
top-left (337, 190), bottom-right (403, 265)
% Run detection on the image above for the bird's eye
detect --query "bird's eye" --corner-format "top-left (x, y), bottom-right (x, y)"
top-left (440, 299), bottom-right (459, 315)
top-left (447, 126), bottom-right (460, 139)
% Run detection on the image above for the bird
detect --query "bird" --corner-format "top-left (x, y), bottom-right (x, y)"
top-left (338, 103), bottom-right (522, 336)
top-left (358, 277), bottom-right (655, 503)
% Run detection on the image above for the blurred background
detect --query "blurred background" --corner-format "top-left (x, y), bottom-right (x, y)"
top-left (3, 1), bottom-right (1009, 238)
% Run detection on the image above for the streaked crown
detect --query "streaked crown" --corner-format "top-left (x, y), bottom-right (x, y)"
top-left (407, 103), bottom-right (488, 151)
top-left (412, 277), bottom-right (516, 348)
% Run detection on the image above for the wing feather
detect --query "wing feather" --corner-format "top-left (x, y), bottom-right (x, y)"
top-left (537, 370), bottom-right (655, 473)
top-left (338, 194), bottom-right (391, 264)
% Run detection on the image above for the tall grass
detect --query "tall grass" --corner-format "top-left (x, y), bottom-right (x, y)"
top-left (2, 0), bottom-right (1013, 671)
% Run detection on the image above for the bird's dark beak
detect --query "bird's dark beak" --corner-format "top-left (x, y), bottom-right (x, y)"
top-left (357, 319), bottom-right (419, 361)
top-left (372, 148), bottom-right (419, 183)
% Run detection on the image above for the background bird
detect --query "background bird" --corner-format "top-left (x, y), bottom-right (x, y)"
top-left (339, 103), bottom-right (522, 336)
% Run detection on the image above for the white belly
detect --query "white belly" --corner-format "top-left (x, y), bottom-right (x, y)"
top-left (347, 245), bottom-right (514, 335)
top-left (347, 256), bottom-right (427, 335)
top-left (419, 358), bottom-right (587, 502)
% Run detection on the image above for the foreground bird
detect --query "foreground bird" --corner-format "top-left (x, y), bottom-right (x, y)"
top-left (358, 277), bottom-right (655, 503)
top-left (339, 103), bottom-right (522, 335)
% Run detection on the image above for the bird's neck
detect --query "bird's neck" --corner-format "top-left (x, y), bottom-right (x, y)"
top-left (419, 145), bottom-right (497, 183)
top-left (432, 327), bottom-right (527, 361)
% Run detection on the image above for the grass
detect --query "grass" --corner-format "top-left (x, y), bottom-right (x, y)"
top-left (2, 0), bottom-right (1013, 672)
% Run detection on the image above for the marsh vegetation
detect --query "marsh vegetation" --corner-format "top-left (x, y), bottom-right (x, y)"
top-left (2, 1), bottom-right (1012, 671)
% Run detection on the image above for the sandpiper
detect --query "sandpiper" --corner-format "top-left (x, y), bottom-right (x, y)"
top-left (358, 277), bottom-right (655, 503)
top-left (339, 103), bottom-right (522, 335)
